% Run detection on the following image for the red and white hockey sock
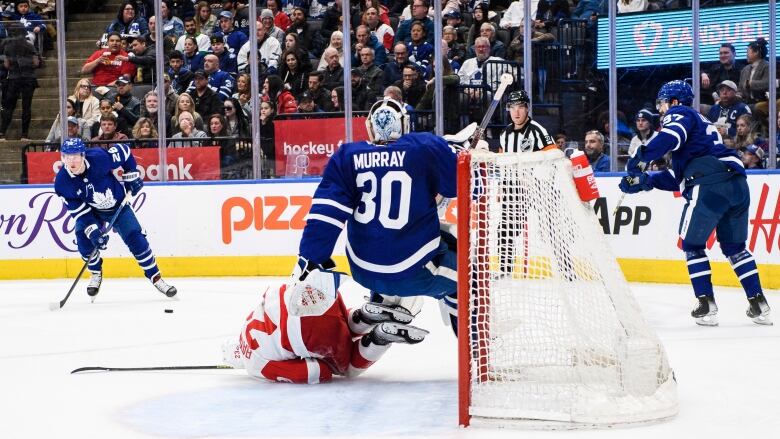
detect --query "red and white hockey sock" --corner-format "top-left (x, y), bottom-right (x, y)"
top-left (345, 338), bottom-right (390, 378)
top-left (347, 308), bottom-right (374, 336)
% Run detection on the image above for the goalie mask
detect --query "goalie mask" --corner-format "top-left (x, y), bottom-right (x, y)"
top-left (365, 97), bottom-right (409, 144)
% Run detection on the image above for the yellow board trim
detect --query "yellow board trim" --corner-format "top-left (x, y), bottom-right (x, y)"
top-left (0, 256), bottom-right (777, 289)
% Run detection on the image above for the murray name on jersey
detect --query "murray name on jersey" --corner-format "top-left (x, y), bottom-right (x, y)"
top-left (54, 145), bottom-right (136, 228)
top-left (299, 132), bottom-right (457, 283)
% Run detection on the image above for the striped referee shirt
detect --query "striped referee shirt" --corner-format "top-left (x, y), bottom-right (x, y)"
top-left (499, 118), bottom-right (556, 153)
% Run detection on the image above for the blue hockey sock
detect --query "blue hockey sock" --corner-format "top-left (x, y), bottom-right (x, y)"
top-left (134, 247), bottom-right (159, 280)
top-left (686, 250), bottom-right (713, 298)
top-left (728, 250), bottom-right (762, 298)
top-left (85, 252), bottom-right (102, 273)
top-left (438, 292), bottom-right (458, 337)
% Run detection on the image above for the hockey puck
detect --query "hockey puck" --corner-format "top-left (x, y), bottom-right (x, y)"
top-left (164, 309), bottom-right (173, 313)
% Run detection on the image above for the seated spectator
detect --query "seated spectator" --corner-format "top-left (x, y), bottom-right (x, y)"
top-left (570, 0), bottom-right (607, 21)
top-left (181, 36), bottom-right (206, 71)
top-left (320, 0), bottom-right (344, 42)
top-left (147, 15), bottom-right (176, 55)
top-left (69, 79), bottom-right (101, 126)
top-left (458, 37), bottom-right (503, 87)
top-left (708, 80), bottom-right (751, 142)
top-left (467, 3), bottom-right (492, 47)
top-left (279, 49), bottom-right (310, 99)
top-left (92, 113), bottom-right (129, 142)
top-left (350, 68), bottom-right (376, 112)
top-left (261, 8), bottom-right (286, 47)
top-left (167, 50), bottom-right (194, 94)
top-left (161, 73), bottom-right (180, 118)
top-left (132, 117), bottom-right (159, 147)
top-left (121, 35), bottom-right (156, 84)
top-left (500, 0), bottom-right (535, 41)
top-left (583, 130), bottom-right (611, 172)
top-left (354, 47), bottom-right (384, 104)
top-left (237, 19), bottom-right (282, 74)
top-left (740, 143), bottom-right (765, 169)
top-left (628, 109), bottom-right (658, 157)
top-left (224, 97), bottom-right (250, 138)
top-left (730, 114), bottom-right (756, 150)
top-left (194, 1), bottom-right (217, 37)
top-left (232, 73), bottom-right (252, 112)
top-left (354, 25), bottom-right (387, 67)
top-left (170, 91), bottom-right (205, 134)
top-left (105, 1), bottom-right (148, 38)
top-left (105, 76), bottom-right (141, 135)
top-left (355, 0), bottom-right (391, 28)
top-left (267, 0), bottom-right (292, 32)
top-left (468, 22), bottom-right (508, 60)
top-left (385, 44), bottom-right (411, 88)
top-left (47, 103), bottom-right (90, 143)
top-left (383, 85), bottom-right (414, 115)
top-left (536, 0), bottom-right (571, 30)
top-left (554, 133), bottom-right (568, 149)
top-left (617, 0), bottom-right (647, 14)
top-left (444, 11), bottom-right (468, 43)
top-left (318, 31), bottom-right (344, 71)
top-left (140, 90), bottom-right (172, 134)
top-left (210, 34), bottom-right (239, 76)
top-left (82, 32), bottom-right (136, 86)
top-left (700, 43), bottom-right (743, 110)
top-left (393, 65), bottom-right (426, 108)
top-left (160, 1), bottom-right (185, 41)
top-left (264, 74), bottom-right (298, 115)
top-left (328, 86), bottom-right (345, 112)
top-left (219, 0), bottom-right (250, 35)
top-left (406, 21), bottom-right (434, 73)
top-left (305, 71), bottom-right (331, 111)
top-left (259, 100), bottom-right (276, 178)
top-left (168, 0), bottom-right (195, 20)
top-left (170, 111), bottom-right (208, 146)
top-left (187, 55), bottom-right (235, 102)
top-left (363, 6), bottom-right (394, 52)
top-left (176, 15), bottom-right (211, 52)
top-left (738, 38), bottom-right (769, 106)
top-left (396, 0), bottom-right (435, 45)
top-left (214, 10), bottom-right (248, 56)
top-left (295, 91), bottom-right (325, 117)
top-left (286, 7), bottom-right (314, 56)
top-left (320, 47), bottom-right (344, 91)
top-left (443, 26), bottom-right (465, 71)
top-left (415, 53), bottom-right (460, 134)
top-left (283, 33), bottom-right (309, 67)
top-left (91, 99), bottom-right (130, 138)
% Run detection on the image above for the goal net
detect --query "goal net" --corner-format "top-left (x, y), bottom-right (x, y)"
top-left (455, 150), bottom-right (678, 428)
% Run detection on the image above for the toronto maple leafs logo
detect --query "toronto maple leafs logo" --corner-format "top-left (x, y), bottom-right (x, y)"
top-left (89, 188), bottom-right (117, 210)
top-left (371, 107), bottom-right (400, 141)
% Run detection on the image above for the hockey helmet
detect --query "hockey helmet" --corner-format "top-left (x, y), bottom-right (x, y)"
top-left (506, 89), bottom-right (530, 109)
top-left (288, 269), bottom-right (345, 317)
top-left (60, 137), bottom-right (86, 155)
top-left (656, 80), bottom-right (694, 108)
top-left (366, 97), bottom-right (409, 143)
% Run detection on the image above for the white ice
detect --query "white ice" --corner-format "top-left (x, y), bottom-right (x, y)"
top-left (1, 277), bottom-right (778, 438)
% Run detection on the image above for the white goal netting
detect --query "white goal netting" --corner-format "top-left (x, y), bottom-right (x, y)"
top-left (459, 150), bottom-right (678, 428)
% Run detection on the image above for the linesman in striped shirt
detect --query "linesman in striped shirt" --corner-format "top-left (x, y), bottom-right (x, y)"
top-left (497, 90), bottom-right (558, 275)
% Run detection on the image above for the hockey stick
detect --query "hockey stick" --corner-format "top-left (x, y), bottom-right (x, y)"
top-left (470, 72), bottom-right (515, 146)
top-left (49, 198), bottom-right (130, 311)
top-left (71, 365), bottom-right (234, 374)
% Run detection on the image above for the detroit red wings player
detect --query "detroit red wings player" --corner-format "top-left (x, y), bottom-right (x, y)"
top-left (222, 270), bottom-right (429, 383)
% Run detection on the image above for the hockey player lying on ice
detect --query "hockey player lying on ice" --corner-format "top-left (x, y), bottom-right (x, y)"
top-left (222, 269), bottom-right (428, 383)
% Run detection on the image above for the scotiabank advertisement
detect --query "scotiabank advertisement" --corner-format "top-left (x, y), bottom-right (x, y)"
top-left (25, 147), bottom-right (222, 184)
top-left (274, 117), bottom-right (369, 177)
top-left (0, 174), bottom-right (778, 280)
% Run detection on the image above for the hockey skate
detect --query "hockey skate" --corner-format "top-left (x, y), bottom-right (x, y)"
top-left (87, 271), bottom-right (102, 302)
top-left (152, 274), bottom-right (177, 298)
top-left (691, 295), bottom-right (718, 326)
top-left (354, 302), bottom-right (414, 325)
top-left (747, 293), bottom-right (772, 326)
top-left (367, 322), bottom-right (429, 346)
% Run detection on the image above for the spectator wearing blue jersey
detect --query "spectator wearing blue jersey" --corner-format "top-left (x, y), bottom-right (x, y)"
top-left (214, 11), bottom-right (249, 56)
top-left (187, 54), bottom-right (235, 102)
top-left (210, 34), bottom-right (239, 76)
top-left (583, 130), bottom-right (610, 172)
top-left (182, 36), bottom-right (205, 71)
top-left (406, 21), bottom-right (433, 74)
top-left (620, 80), bottom-right (771, 326)
top-left (105, 1), bottom-right (149, 37)
top-left (395, 0), bottom-right (435, 45)
top-left (160, 1), bottom-right (185, 40)
top-left (707, 80), bottom-right (751, 141)
top-left (167, 50), bottom-right (194, 94)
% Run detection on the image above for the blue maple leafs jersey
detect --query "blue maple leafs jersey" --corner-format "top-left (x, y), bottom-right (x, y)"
top-left (644, 105), bottom-right (744, 191)
top-left (299, 132), bottom-right (457, 282)
top-left (54, 145), bottom-right (137, 230)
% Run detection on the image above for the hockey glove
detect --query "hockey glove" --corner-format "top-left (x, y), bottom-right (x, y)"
top-left (123, 170), bottom-right (143, 196)
top-left (85, 224), bottom-right (110, 250)
top-left (291, 256), bottom-right (337, 282)
top-left (619, 173), bottom-right (653, 194)
top-left (625, 147), bottom-right (648, 177)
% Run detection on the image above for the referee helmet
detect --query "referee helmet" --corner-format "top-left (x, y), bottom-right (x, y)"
top-left (506, 90), bottom-right (530, 109)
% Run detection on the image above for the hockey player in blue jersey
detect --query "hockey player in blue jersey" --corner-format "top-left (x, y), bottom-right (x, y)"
top-left (54, 138), bottom-right (177, 300)
top-left (619, 80), bottom-right (771, 326)
top-left (292, 98), bottom-right (460, 333)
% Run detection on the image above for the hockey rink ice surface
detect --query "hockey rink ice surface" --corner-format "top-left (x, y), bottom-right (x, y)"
top-left (1, 277), bottom-right (778, 438)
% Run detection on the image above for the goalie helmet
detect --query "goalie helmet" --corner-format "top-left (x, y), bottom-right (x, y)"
top-left (505, 89), bottom-right (529, 109)
top-left (365, 97), bottom-right (409, 143)
top-left (60, 137), bottom-right (86, 155)
top-left (657, 80), bottom-right (694, 108)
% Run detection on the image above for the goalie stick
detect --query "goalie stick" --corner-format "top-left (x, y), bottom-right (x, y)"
top-left (470, 72), bottom-right (514, 146)
top-left (71, 365), bottom-right (234, 374)
top-left (49, 197), bottom-right (130, 311)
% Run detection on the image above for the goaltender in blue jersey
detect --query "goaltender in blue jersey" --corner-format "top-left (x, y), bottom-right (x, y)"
top-left (54, 138), bottom-right (177, 301)
top-left (293, 98), bottom-right (460, 332)
top-left (619, 80), bottom-right (771, 326)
